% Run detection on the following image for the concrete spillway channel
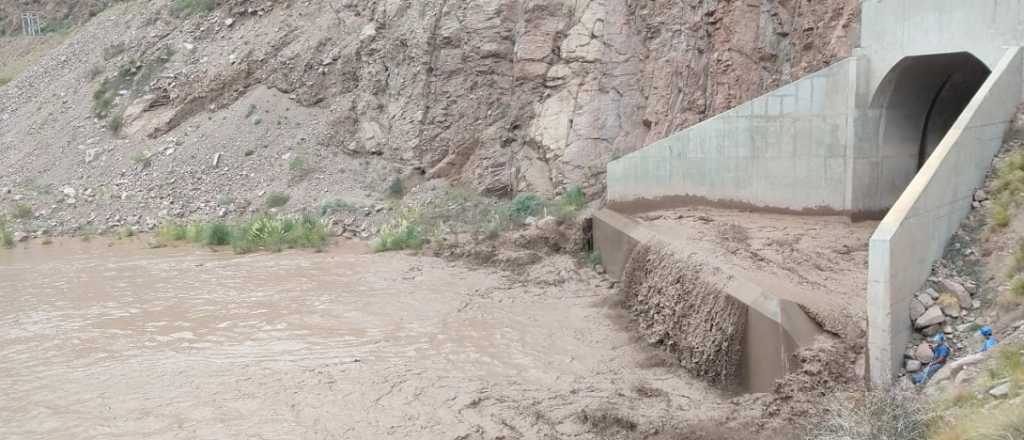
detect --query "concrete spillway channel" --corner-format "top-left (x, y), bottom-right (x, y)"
top-left (598, 1), bottom-right (1024, 387)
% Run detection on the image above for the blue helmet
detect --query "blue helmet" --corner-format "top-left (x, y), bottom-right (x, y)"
top-left (933, 333), bottom-right (946, 343)
top-left (980, 326), bottom-right (993, 337)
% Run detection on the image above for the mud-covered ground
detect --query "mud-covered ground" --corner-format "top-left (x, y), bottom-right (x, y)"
top-left (637, 207), bottom-right (877, 338)
top-left (0, 239), bottom-right (741, 439)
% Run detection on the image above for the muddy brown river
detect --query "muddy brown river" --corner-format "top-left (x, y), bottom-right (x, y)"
top-left (0, 239), bottom-right (727, 439)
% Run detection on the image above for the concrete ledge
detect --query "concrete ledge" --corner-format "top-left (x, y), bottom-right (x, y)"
top-left (867, 46), bottom-right (1023, 386)
top-left (594, 209), bottom-right (826, 392)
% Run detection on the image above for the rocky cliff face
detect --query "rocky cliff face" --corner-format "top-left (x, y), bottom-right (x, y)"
top-left (0, 0), bottom-right (858, 232)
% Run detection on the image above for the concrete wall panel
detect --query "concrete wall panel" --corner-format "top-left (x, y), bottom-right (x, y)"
top-left (861, 0), bottom-right (1024, 96)
top-left (607, 58), bottom-right (859, 214)
top-left (867, 47), bottom-right (1022, 386)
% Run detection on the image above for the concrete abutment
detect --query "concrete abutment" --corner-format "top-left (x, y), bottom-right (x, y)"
top-left (599, 0), bottom-right (1024, 388)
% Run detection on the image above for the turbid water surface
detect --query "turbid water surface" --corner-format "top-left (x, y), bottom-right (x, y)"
top-left (0, 238), bottom-right (725, 439)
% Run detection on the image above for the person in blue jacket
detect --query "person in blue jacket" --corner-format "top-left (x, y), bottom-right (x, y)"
top-left (913, 333), bottom-right (951, 385)
top-left (980, 326), bottom-right (999, 352)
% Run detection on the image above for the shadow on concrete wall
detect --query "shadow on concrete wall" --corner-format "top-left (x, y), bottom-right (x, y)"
top-left (869, 52), bottom-right (991, 208)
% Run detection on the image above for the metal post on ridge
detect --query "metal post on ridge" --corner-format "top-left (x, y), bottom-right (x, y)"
top-left (21, 12), bottom-right (42, 36)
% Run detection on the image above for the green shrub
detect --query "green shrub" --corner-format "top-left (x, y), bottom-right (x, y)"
top-left (373, 210), bottom-right (424, 252)
top-left (288, 155), bottom-right (310, 181)
top-left (39, 18), bottom-right (72, 35)
top-left (0, 217), bottom-right (13, 249)
top-left (79, 225), bottom-right (96, 242)
top-left (561, 185), bottom-right (586, 210)
top-left (265, 192), bottom-right (290, 209)
top-left (1010, 276), bottom-right (1024, 300)
top-left (171, 0), bottom-right (217, 17)
top-left (130, 151), bottom-right (151, 169)
top-left (510, 193), bottom-right (544, 219)
top-left (102, 43), bottom-right (126, 61)
top-left (586, 250), bottom-right (602, 268)
top-left (319, 198), bottom-right (354, 216)
top-left (11, 203), bottom-right (32, 220)
top-left (157, 223), bottom-right (188, 242)
top-left (387, 177), bottom-right (404, 198)
top-left (203, 223), bottom-right (232, 246)
top-left (107, 111), bottom-right (124, 133)
top-left (993, 199), bottom-right (1012, 228)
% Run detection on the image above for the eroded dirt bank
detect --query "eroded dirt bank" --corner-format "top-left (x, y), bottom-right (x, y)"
top-left (0, 239), bottom-right (741, 439)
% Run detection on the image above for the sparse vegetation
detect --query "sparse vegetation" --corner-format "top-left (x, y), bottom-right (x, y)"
top-left (265, 192), bottom-right (290, 209)
top-left (171, 0), bottom-right (218, 17)
top-left (0, 217), bottom-right (14, 249)
top-left (510, 193), bottom-right (544, 218)
top-left (156, 212), bottom-right (329, 253)
top-left (586, 250), bottom-right (602, 268)
top-left (87, 65), bottom-right (104, 80)
top-left (319, 198), bottom-right (355, 216)
top-left (372, 209), bottom-right (425, 252)
top-left (157, 223), bottom-right (188, 242)
top-left (79, 226), bottom-right (97, 242)
top-left (39, 18), bottom-right (73, 35)
top-left (107, 111), bottom-right (124, 133)
top-left (989, 149), bottom-right (1024, 229)
top-left (578, 408), bottom-right (638, 435)
top-left (11, 203), bottom-right (32, 220)
top-left (802, 391), bottom-right (931, 440)
top-left (387, 177), bottom-right (404, 198)
top-left (288, 155), bottom-right (310, 181)
top-left (118, 226), bottom-right (136, 239)
top-left (102, 43), bottom-right (126, 61)
top-left (931, 344), bottom-right (1024, 440)
top-left (0, 75), bottom-right (11, 87)
top-left (130, 151), bottom-right (152, 169)
top-left (93, 48), bottom-right (174, 120)
top-left (372, 185), bottom-right (588, 253)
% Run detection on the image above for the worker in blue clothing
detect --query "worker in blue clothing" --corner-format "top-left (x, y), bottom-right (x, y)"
top-left (913, 333), bottom-right (951, 385)
top-left (980, 326), bottom-right (999, 352)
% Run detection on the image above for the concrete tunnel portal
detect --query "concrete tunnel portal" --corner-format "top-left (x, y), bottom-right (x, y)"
top-left (870, 52), bottom-right (992, 210)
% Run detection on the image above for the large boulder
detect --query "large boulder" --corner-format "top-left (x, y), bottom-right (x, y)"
top-left (914, 342), bottom-right (934, 363)
top-left (940, 279), bottom-right (973, 309)
top-left (916, 293), bottom-right (936, 309)
top-left (909, 299), bottom-right (927, 321)
top-left (915, 306), bottom-right (946, 329)
top-left (905, 359), bottom-right (923, 373)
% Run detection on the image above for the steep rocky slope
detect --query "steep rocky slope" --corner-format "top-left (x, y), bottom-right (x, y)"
top-left (0, 0), bottom-right (858, 234)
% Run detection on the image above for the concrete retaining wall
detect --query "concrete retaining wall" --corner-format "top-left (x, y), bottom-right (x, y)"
top-left (594, 209), bottom-right (823, 392)
top-left (606, 58), bottom-right (860, 214)
top-left (860, 0), bottom-right (1024, 95)
top-left (867, 47), bottom-right (1023, 386)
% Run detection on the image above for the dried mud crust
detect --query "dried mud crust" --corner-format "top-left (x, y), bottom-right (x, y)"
top-left (620, 242), bottom-right (747, 385)
top-left (637, 207), bottom-right (876, 339)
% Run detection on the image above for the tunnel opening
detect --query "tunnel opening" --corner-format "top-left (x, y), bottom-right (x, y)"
top-left (870, 52), bottom-right (991, 208)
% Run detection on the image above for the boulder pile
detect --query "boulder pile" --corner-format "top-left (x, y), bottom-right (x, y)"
top-left (903, 277), bottom-right (981, 374)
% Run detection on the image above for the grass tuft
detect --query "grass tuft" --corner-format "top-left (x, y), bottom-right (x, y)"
top-left (157, 213), bottom-right (329, 254)
top-left (372, 210), bottom-right (424, 252)
top-left (0, 217), bottom-right (13, 249)
top-left (319, 198), bottom-right (355, 216)
top-left (387, 177), bottom-right (404, 198)
top-left (10, 203), bottom-right (32, 220)
top-left (802, 391), bottom-right (931, 440)
top-left (171, 0), bottom-right (217, 17)
top-left (265, 192), bottom-right (290, 209)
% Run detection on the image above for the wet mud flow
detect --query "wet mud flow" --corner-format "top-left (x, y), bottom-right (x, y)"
top-left (0, 239), bottom-right (726, 439)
